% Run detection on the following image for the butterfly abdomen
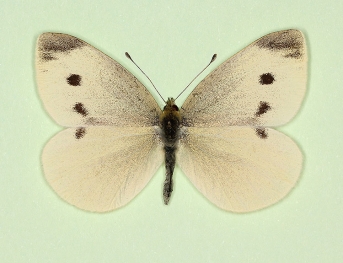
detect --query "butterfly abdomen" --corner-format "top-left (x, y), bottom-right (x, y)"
top-left (163, 146), bottom-right (176, 204)
top-left (160, 98), bottom-right (181, 204)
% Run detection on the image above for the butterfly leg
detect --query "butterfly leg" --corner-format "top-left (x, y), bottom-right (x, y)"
top-left (163, 146), bottom-right (176, 204)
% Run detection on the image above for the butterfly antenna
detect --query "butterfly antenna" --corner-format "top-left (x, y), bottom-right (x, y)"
top-left (125, 52), bottom-right (166, 103)
top-left (174, 54), bottom-right (217, 101)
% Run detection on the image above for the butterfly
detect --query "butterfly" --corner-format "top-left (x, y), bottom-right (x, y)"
top-left (36, 29), bottom-right (307, 213)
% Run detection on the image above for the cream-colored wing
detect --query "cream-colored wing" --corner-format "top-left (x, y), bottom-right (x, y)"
top-left (181, 29), bottom-right (307, 127)
top-left (42, 127), bottom-right (163, 212)
top-left (177, 127), bottom-right (302, 212)
top-left (36, 33), bottom-right (161, 127)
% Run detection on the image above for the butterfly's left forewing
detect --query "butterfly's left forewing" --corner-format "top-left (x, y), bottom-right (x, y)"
top-left (181, 29), bottom-right (307, 127)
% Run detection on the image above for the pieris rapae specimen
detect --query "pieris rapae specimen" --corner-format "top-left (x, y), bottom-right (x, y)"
top-left (36, 29), bottom-right (307, 212)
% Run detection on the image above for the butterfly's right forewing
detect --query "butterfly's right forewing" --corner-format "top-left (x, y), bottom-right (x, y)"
top-left (36, 33), bottom-right (161, 127)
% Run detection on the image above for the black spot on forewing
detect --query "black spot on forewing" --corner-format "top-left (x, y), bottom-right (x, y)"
top-left (259, 73), bottom-right (274, 85)
top-left (67, 74), bottom-right (81, 86)
top-left (255, 30), bottom-right (304, 59)
top-left (38, 33), bottom-right (85, 61)
top-left (255, 128), bottom-right (268, 139)
top-left (73, 102), bottom-right (88, 116)
top-left (255, 101), bottom-right (271, 117)
top-left (75, 127), bottom-right (86, 139)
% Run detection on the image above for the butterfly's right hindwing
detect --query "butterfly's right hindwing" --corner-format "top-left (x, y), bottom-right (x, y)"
top-left (42, 127), bottom-right (163, 212)
top-left (36, 33), bottom-right (161, 127)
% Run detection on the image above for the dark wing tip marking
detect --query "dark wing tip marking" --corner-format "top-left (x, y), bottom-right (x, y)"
top-left (75, 127), bottom-right (86, 139)
top-left (255, 30), bottom-right (304, 59)
top-left (67, 74), bottom-right (82, 86)
top-left (40, 53), bottom-right (56, 61)
top-left (259, 73), bottom-right (275, 85)
top-left (39, 33), bottom-right (85, 52)
top-left (284, 49), bottom-right (302, 59)
top-left (73, 102), bottom-right (88, 116)
top-left (255, 128), bottom-right (268, 139)
top-left (38, 33), bottom-right (85, 61)
top-left (255, 101), bottom-right (271, 117)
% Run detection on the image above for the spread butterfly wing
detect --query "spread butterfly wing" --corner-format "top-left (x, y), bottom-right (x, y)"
top-left (36, 33), bottom-right (161, 127)
top-left (36, 33), bottom-right (164, 211)
top-left (177, 127), bottom-right (302, 212)
top-left (181, 29), bottom-right (307, 127)
top-left (42, 127), bottom-right (163, 212)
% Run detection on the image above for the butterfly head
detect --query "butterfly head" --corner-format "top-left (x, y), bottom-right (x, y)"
top-left (160, 98), bottom-right (181, 121)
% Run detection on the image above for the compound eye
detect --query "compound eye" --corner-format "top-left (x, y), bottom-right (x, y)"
top-left (172, 105), bottom-right (179, 111)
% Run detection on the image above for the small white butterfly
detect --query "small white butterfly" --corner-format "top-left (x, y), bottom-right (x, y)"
top-left (36, 29), bottom-right (307, 213)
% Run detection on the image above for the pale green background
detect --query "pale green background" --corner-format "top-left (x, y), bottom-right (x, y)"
top-left (1, 0), bottom-right (342, 262)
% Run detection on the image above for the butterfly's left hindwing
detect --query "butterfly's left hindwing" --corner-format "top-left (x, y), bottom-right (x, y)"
top-left (36, 33), bottom-right (161, 127)
top-left (177, 127), bottom-right (302, 212)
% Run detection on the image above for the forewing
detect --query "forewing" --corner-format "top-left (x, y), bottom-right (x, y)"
top-left (181, 29), bottom-right (307, 127)
top-left (36, 33), bottom-right (161, 127)
top-left (42, 127), bottom-right (163, 212)
top-left (177, 127), bottom-right (302, 212)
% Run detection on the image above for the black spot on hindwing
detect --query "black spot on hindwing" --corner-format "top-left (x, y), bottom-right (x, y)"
top-left (75, 127), bottom-right (86, 139)
top-left (259, 73), bottom-right (274, 85)
top-left (67, 74), bottom-right (81, 86)
top-left (255, 101), bottom-right (271, 117)
top-left (255, 128), bottom-right (268, 139)
top-left (73, 102), bottom-right (88, 116)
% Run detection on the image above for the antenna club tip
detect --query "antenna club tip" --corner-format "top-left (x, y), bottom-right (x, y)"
top-left (125, 52), bottom-right (131, 59)
top-left (211, 54), bottom-right (217, 63)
